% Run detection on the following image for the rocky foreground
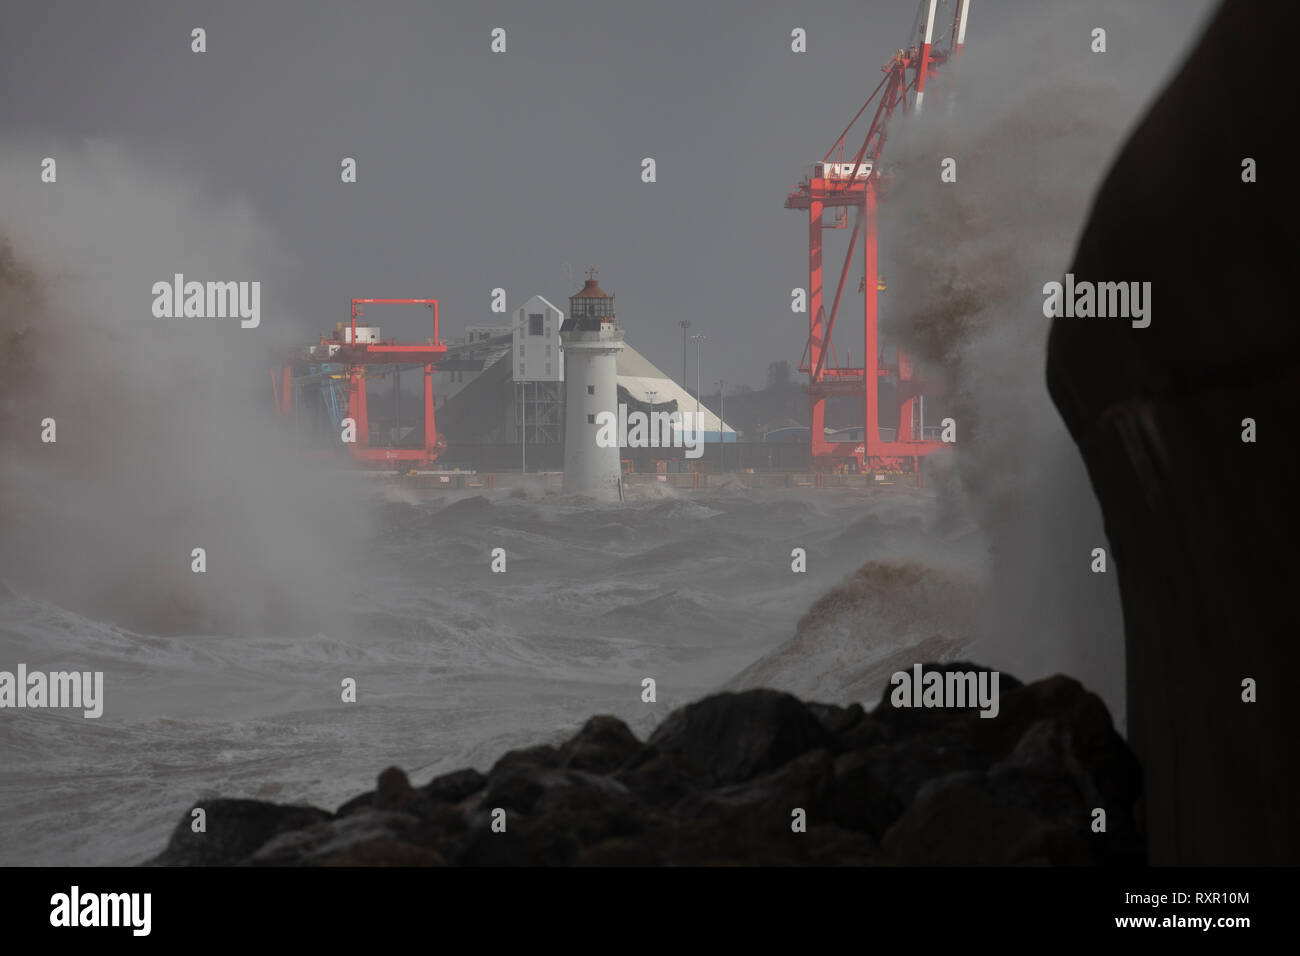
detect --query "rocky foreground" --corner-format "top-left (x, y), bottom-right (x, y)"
top-left (148, 663), bottom-right (1142, 866)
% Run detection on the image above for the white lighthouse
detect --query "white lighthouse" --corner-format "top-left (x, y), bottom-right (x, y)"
top-left (561, 269), bottom-right (625, 502)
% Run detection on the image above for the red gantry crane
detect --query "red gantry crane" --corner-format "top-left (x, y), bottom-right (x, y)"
top-left (272, 298), bottom-right (448, 468)
top-left (785, 0), bottom-right (970, 474)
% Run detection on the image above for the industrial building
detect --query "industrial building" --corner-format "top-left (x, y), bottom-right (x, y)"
top-left (434, 273), bottom-right (734, 468)
top-left (275, 273), bottom-right (735, 475)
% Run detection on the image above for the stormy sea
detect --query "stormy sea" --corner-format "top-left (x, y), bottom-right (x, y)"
top-left (0, 481), bottom-right (994, 866)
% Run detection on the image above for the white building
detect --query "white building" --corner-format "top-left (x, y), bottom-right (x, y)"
top-left (560, 272), bottom-right (624, 501)
top-left (511, 295), bottom-right (564, 384)
top-left (510, 295), bottom-right (564, 449)
top-left (433, 282), bottom-right (735, 463)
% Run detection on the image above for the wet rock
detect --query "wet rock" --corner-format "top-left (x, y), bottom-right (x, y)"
top-left (374, 766), bottom-right (422, 813)
top-left (833, 714), bottom-right (890, 753)
top-left (556, 715), bottom-right (646, 774)
top-left (336, 765), bottom-right (460, 819)
top-left (675, 748), bottom-right (836, 834)
top-left (148, 669), bottom-right (1142, 866)
top-left (612, 746), bottom-right (706, 809)
top-left (805, 701), bottom-right (865, 737)
top-left (480, 768), bottom-right (548, 815)
top-left (646, 689), bottom-right (831, 785)
top-left (255, 800), bottom-right (471, 867)
top-left (462, 770), bottom-right (640, 866)
top-left (489, 743), bottom-right (559, 774)
top-left (334, 791), bottom-right (374, 818)
top-left (831, 750), bottom-right (903, 840)
top-left (882, 775), bottom-right (1046, 865)
top-left (251, 810), bottom-right (445, 867)
top-left (146, 799), bottom-right (331, 866)
top-left (421, 767), bottom-right (487, 804)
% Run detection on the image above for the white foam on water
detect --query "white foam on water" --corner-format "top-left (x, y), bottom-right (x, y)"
top-left (1, 486), bottom-right (967, 865)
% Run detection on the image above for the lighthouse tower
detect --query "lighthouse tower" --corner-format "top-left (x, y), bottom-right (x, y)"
top-left (561, 269), bottom-right (625, 502)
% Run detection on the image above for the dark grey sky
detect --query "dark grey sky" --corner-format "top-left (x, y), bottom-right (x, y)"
top-left (0, 0), bottom-right (1205, 389)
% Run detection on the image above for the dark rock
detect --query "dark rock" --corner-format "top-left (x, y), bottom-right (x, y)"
top-left (374, 766), bottom-right (422, 813)
top-left (334, 791), bottom-right (374, 818)
top-left (147, 799), bottom-right (331, 866)
top-left (646, 689), bottom-right (831, 785)
top-left (337, 766), bottom-right (469, 820)
top-left (988, 686), bottom-right (1142, 863)
top-left (556, 715), bottom-right (646, 774)
top-left (659, 749), bottom-right (881, 866)
top-left (481, 768), bottom-right (548, 815)
top-left (982, 720), bottom-right (1120, 865)
top-left (993, 677), bottom-right (1139, 806)
top-left (862, 668), bottom-right (1135, 820)
top-left (882, 775), bottom-right (1047, 865)
top-left (250, 810), bottom-right (445, 867)
top-left (1046, 0), bottom-right (1300, 864)
top-left (657, 754), bottom-right (834, 865)
top-left (463, 770), bottom-right (640, 866)
top-left (489, 744), bottom-right (559, 774)
top-left (612, 746), bottom-right (707, 809)
top-left (250, 801), bottom-right (471, 867)
top-left (985, 720), bottom-right (1095, 821)
top-left (832, 713), bottom-right (890, 753)
top-left (421, 767), bottom-right (487, 804)
top-left (461, 818), bottom-right (578, 867)
top-left (871, 661), bottom-right (1023, 738)
top-left (147, 672), bottom-right (1141, 866)
top-left (831, 750), bottom-right (904, 839)
top-left (531, 772), bottom-right (643, 842)
top-left (675, 748), bottom-right (836, 832)
top-left (805, 701), bottom-right (865, 737)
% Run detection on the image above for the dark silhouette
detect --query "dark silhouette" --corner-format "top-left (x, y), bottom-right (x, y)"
top-left (1048, 0), bottom-right (1299, 864)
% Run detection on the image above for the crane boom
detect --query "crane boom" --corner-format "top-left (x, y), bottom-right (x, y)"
top-left (784, 0), bottom-right (971, 475)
